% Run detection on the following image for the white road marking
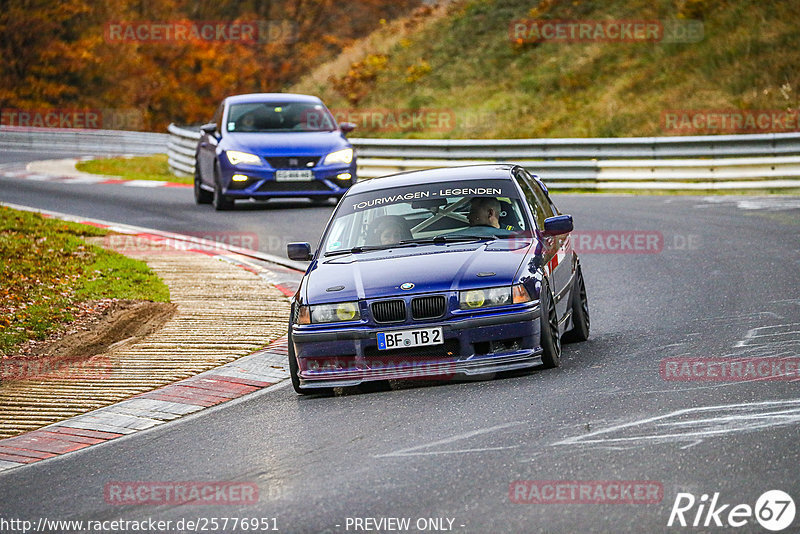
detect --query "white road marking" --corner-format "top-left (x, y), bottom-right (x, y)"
top-left (701, 197), bottom-right (800, 211)
top-left (554, 399), bottom-right (800, 447)
top-left (122, 180), bottom-right (169, 187)
top-left (735, 323), bottom-right (800, 347)
top-left (60, 176), bottom-right (107, 184)
top-left (378, 446), bottom-right (521, 457)
top-left (375, 421), bottom-right (526, 458)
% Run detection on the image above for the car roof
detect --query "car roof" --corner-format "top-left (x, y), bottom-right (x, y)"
top-left (348, 164), bottom-right (519, 194)
top-left (224, 93), bottom-right (323, 105)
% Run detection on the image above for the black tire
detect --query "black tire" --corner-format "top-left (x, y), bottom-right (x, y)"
top-left (539, 279), bottom-right (562, 369)
top-left (287, 328), bottom-right (307, 395)
top-left (288, 326), bottom-right (334, 396)
top-left (212, 164), bottom-right (234, 211)
top-left (194, 170), bottom-right (213, 204)
top-left (564, 266), bottom-right (590, 343)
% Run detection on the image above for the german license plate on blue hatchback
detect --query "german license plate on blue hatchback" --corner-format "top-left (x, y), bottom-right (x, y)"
top-left (275, 169), bottom-right (313, 181)
top-left (377, 327), bottom-right (443, 350)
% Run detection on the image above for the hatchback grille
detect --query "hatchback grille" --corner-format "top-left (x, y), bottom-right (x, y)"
top-left (266, 156), bottom-right (319, 169)
top-left (371, 300), bottom-right (406, 323)
top-left (411, 296), bottom-right (446, 320)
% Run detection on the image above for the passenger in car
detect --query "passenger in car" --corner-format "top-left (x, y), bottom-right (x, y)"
top-left (369, 215), bottom-right (412, 245)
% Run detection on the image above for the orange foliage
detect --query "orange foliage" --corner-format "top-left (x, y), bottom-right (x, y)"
top-left (0, 0), bottom-right (419, 131)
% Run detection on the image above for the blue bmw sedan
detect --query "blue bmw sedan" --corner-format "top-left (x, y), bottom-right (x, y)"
top-left (286, 164), bottom-right (590, 394)
top-left (194, 93), bottom-right (357, 210)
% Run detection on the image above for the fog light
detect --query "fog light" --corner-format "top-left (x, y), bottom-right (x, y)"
top-left (336, 172), bottom-right (352, 180)
top-left (232, 174), bottom-right (249, 182)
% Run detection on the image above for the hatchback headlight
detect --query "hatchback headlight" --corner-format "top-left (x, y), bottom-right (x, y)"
top-left (297, 302), bottom-right (360, 324)
top-left (459, 284), bottom-right (531, 310)
top-left (226, 150), bottom-right (262, 166)
top-left (323, 148), bottom-right (353, 165)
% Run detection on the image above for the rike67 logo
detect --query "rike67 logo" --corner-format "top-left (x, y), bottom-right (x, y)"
top-left (668, 490), bottom-right (795, 531)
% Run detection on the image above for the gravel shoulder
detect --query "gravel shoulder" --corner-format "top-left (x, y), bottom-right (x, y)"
top-left (0, 235), bottom-right (290, 439)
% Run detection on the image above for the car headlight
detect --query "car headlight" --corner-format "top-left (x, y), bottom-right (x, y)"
top-left (459, 284), bottom-right (531, 310)
top-left (226, 150), bottom-right (262, 166)
top-left (323, 148), bottom-right (353, 165)
top-left (297, 302), bottom-right (360, 324)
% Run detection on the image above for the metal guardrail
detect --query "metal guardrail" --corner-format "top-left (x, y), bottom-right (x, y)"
top-left (349, 133), bottom-right (800, 185)
top-left (4, 125), bottom-right (797, 189)
top-left (0, 126), bottom-right (167, 155)
top-left (166, 123), bottom-right (199, 176)
top-left (367, 135), bottom-right (800, 188)
top-left (351, 133), bottom-right (800, 159)
top-left (167, 124), bottom-right (800, 189)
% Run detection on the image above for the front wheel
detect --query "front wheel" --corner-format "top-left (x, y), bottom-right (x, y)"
top-left (288, 328), bottom-right (306, 395)
top-left (194, 171), bottom-right (213, 204)
top-left (539, 280), bottom-right (562, 369)
top-left (288, 327), bottom-right (334, 396)
top-left (213, 175), bottom-right (234, 211)
top-left (564, 266), bottom-right (590, 343)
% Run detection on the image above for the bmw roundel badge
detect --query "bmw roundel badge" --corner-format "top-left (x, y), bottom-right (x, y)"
top-left (400, 282), bottom-right (414, 290)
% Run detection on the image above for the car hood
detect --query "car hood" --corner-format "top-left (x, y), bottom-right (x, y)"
top-left (223, 131), bottom-right (350, 157)
top-left (303, 241), bottom-right (532, 303)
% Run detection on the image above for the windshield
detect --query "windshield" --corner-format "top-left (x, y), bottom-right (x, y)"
top-left (321, 179), bottom-right (531, 254)
top-left (226, 102), bottom-right (336, 132)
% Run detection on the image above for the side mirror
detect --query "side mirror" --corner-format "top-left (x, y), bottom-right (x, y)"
top-left (339, 122), bottom-right (356, 134)
top-left (287, 242), bottom-right (313, 261)
top-left (543, 215), bottom-right (573, 236)
top-left (200, 122), bottom-right (217, 134)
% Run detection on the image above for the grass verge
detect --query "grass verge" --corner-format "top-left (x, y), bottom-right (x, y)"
top-left (75, 154), bottom-right (190, 184)
top-left (295, 0), bottom-right (800, 139)
top-left (0, 206), bottom-right (170, 356)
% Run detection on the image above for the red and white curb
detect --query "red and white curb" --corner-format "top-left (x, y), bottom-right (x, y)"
top-left (0, 157), bottom-right (191, 188)
top-left (0, 338), bottom-right (289, 472)
top-left (0, 203), bottom-right (306, 473)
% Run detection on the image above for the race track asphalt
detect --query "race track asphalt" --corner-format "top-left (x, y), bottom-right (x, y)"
top-left (1, 150), bottom-right (799, 533)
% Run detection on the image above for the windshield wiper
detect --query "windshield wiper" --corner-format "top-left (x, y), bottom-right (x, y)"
top-left (323, 242), bottom-right (419, 257)
top-left (400, 234), bottom-right (497, 245)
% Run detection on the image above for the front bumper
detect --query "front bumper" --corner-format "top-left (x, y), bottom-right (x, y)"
top-left (220, 161), bottom-right (356, 198)
top-left (291, 305), bottom-right (542, 389)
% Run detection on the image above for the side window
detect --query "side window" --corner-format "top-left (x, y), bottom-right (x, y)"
top-left (516, 169), bottom-right (550, 229)
top-left (533, 181), bottom-right (554, 220)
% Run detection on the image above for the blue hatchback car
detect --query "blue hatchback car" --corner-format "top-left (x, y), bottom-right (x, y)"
top-left (194, 93), bottom-right (357, 210)
top-left (286, 164), bottom-right (590, 394)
